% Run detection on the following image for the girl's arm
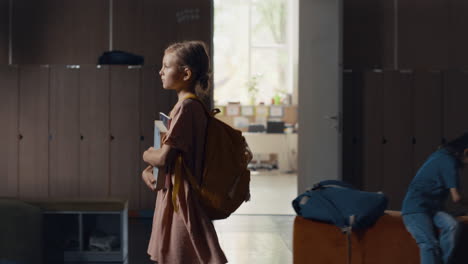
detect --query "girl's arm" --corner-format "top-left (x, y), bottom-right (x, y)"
top-left (143, 144), bottom-right (178, 167)
top-left (450, 188), bottom-right (461, 203)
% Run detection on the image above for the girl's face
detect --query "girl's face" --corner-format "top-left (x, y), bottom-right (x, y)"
top-left (159, 52), bottom-right (185, 91)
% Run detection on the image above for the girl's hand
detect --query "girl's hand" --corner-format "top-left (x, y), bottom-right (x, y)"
top-left (143, 147), bottom-right (156, 164)
top-left (142, 165), bottom-right (156, 191)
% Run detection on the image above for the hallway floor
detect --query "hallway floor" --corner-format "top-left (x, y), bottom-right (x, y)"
top-left (129, 172), bottom-right (297, 264)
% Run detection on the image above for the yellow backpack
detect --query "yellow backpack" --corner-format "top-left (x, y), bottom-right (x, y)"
top-left (172, 94), bottom-right (252, 220)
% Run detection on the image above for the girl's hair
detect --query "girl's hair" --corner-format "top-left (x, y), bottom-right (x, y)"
top-left (441, 132), bottom-right (468, 167)
top-left (165, 41), bottom-right (211, 98)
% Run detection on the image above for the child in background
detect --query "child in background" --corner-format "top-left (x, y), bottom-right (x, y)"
top-left (402, 132), bottom-right (468, 264)
top-left (141, 41), bottom-right (227, 264)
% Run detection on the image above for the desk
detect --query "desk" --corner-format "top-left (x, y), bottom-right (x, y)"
top-left (243, 133), bottom-right (297, 172)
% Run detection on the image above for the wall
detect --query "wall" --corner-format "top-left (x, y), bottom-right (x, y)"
top-left (4, 0), bottom-right (212, 65)
top-left (298, 0), bottom-right (342, 193)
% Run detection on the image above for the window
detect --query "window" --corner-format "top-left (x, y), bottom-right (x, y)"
top-left (213, 0), bottom-right (297, 106)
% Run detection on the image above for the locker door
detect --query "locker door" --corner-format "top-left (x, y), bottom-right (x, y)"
top-left (12, 0), bottom-right (108, 64)
top-left (444, 71), bottom-right (468, 198)
top-left (444, 71), bottom-right (468, 140)
top-left (362, 70), bottom-right (384, 192)
top-left (79, 65), bottom-right (110, 198)
top-left (12, 0), bottom-right (68, 64)
top-left (342, 71), bottom-right (363, 188)
top-left (448, 0), bottom-right (468, 69)
top-left (381, 0), bottom-right (396, 69)
top-left (343, 0), bottom-right (383, 69)
top-left (412, 70), bottom-right (443, 174)
top-left (110, 66), bottom-right (141, 210)
top-left (18, 66), bottom-right (49, 198)
top-left (49, 66), bottom-right (80, 198)
top-left (70, 0), bottom-right (109, 64)
top-left (382, 71), bottom-right (413, 210)
top-left (113, 0), bottom-right (144, 59)
top-left (141, 0), bottom-right (178, 65)
top-left (0, 65), bottom-right (19, 197)
top-left (139, 66), bottom-right (159, 210)
top-left (0, 0), bottom-right (8, 64)
top-left (398, 0), bottom-right (449, 69)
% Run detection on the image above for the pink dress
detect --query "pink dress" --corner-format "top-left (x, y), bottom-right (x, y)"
top-left (147, 99), bottom-right (227, 264)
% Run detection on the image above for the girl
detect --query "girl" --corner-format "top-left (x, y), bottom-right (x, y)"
top-left (402, 132), bottom-right (468, 264)
top-left (141, 41), bottom-right (227, 264)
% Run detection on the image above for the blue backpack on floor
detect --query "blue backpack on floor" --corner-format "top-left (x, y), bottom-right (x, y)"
top-left (292, 180), bottom-right (388, 231)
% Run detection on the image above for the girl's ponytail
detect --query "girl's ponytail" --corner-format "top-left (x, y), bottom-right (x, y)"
top-left (196, 73), bottom-right (211, 97)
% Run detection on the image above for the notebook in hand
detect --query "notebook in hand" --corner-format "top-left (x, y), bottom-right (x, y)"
top-left (152, 119), bottom-right (169, 190)
top-left (159, 112), bottom-right (171, 128)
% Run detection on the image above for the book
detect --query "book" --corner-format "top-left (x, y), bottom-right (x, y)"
top-left (153, 117), bottom-right (170, 190)
top-left (159, 112), bottom-right (171, 128)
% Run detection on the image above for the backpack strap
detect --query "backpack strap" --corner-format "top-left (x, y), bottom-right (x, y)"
top-left (183, 93), bottom-right (220, 118)
top-left (171, 94), bottom-right (220, 213)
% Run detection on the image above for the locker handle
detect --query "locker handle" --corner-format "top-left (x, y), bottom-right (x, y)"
top-left (18, 134), bottom-right (23, 140)
top-left (382, 138), bottom-right (387, 144)
top-left (80, 134), bottom-right (84, 140)
top-left (441, 137), bottom-right (447, 144)
top-left (110, 135), bottom-right (115, 141)
top-left (412, 137), bottom-right (416, 145)
top-left (140, 136), bottom-right (145, 141)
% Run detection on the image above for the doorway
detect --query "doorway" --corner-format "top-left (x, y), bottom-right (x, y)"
top-left (213, 0), bottom-right (342, 215)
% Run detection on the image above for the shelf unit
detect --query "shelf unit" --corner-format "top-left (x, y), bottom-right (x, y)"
top-left (29, 199), bottom-right (128, 264)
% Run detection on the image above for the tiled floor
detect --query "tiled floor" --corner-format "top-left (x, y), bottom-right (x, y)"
top-left (234, 171), bottom-right (297, 215)
top-left (214, 215), bottom-right (294, 264)
top-left (129, 172), bottom-right (297, 264)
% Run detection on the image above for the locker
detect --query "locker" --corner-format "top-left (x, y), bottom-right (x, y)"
top-left (140, 0), bottom-right (178, 65)
top-left (18, 66), bottom-right (49, 198)
top-left (0, 0), bottom-right (8, 64)
top-left (110, 66), bottom-right (141, 210)
top-left (0, 65), bottom-right (19, 197)
top-left (381, 71), bottom-right (413, 210)
top-left (13, 0), bottom-right (66, 64)
top-left (412, 71), bottom-right (443, 174)
top-left (448, 0), bottom-right (468, 69)
top-left (49, 65), bottom-right (80, 198)
top-left (381, 0), bottom-right (396, 69)
top-left (342, 71), bottom-right (363, 188)
top-left (69, 0), bottom-right (109, 64)
top-left (79, 65), bottom-right (110, 198)
top-left (398, 0), bottom-right (449, 69)
top-left (444, 71), bottom-right (468, 198)
top-left (444, 71), bottom-right (468, 140)
top-left (112, 0), bottom-right (144, 59)
top-left (361, 70), bottom-right (384, 192)
top-left (343, 0), bottom-right (383, 69)
top-left (12, 0), bottom-right (108, 64)
top-left (139, 66), bottom-right (160, 210)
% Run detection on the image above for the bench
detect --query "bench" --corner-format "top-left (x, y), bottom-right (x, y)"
top-left (293, 211), bottom-right (468, 264)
